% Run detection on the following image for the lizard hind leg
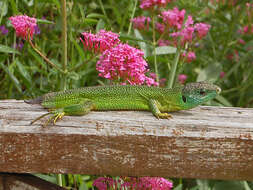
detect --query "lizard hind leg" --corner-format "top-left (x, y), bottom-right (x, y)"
top-left (31, 99), bottom-right (95, 127)
top-left (48, 98), bottom-right (95, 126)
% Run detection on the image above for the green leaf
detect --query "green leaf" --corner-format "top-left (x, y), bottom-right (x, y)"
top-left (196, 179), bottom-right (210, 190)
top-left (173, 184), bottom-right (183, 190)
top-left (68, 71), bottom-right (80, 81)
top-left (196, 62), bottom-right (222, 83)
top-left (70, 36), bottom-right (85, 61)
top-left (96, 19), bottom-right (105, 33)
top-left (9, 0), bottom-right (18, 15)
top-left (37, 18), bottom-right (54, 24)
top-left (33, 174), bottom-right (57, 184)
top-left (213, 181), bottom-right (245, 190)
top-left (83, 18), bottom-right (98, 25)
top-left (86, 13), bottom-right (106, 19)
top-left (243, 181), bottom-right (252, 190)
top-left (0, 61), bottom-right (22, 93)
top-left (79, 183), bottom-right (88, 190)
top-left (153, 46), bottom-right (177, 55)
top-left (215, 95), bottom-right (233, 107)
top-left (0, 45), bottom-right (20, 54)
top-left (28, 48), bottom-right (47, 73)
top-left (120, 33), bottom-right (152, 44)
top-left (0, 1), bottom-right (8, 17)
top-left (22, 0), bottom-right (34, 7)
top-left (15, 59), bottom-right (32, 87)
top-left (134, 29), bottom-right (147, 58)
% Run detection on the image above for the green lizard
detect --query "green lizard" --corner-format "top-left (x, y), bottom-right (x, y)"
top-left (25, 81), bottom-right (221, 125)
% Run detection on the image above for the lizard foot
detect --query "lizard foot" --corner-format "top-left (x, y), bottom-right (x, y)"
top-left (157, 113), bottom-right (172, 119)
top-left (42, 111), bottom-right (65, 127)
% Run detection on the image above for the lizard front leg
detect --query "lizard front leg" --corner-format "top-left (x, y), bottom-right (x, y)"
top-left (148, 99), bottom-right (172, 119)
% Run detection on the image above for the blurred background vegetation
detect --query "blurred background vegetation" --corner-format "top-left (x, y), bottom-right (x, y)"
top-left (0, 0), bottom-right (253, 189)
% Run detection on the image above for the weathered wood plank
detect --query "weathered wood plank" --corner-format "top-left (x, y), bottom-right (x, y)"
top-left (0, 100), bottom-right (253, 180)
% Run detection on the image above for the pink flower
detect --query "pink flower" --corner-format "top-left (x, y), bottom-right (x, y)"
top-left (96, 43), bottom-right (154, 85)
top-left (185, 15), bottom-right (194, 27)
top-left (140, 0), bottom-right (171, 9)
top-left (182, 51), bottom-right (196, 63)
top-left (181, 26), bottom-right (195, 43)
top-left (155, 22), bottom-right (165, 33)
top-left (159, 78), bottom-right (167, 87)
top-left (145, 76), bottom-right (159, 86)
top-left (146, 73), bottom-right (159, 86)
top-left (80, 30), bottom-right (120, 54)
top-left (15, 41), bottom-right (24, 51)
top-left (122, 177), bottom-right (173, 189)
top-left (194, 23), bottom-right (211, 39)
top-left (131, 16), bottom-right (151, 30)
top-left (243, 25), bottom-right (249, 33)
top-left (161, 7), bottom-right (185, 29)
top-left (178, 74), bottom-right (187, 84)
top-left (9, 15), bottom-right (37, 40)
top-left (158, 39), bottom-right (172, 46)
top-left (0, 25), bottom-right (9, 35)
top-left (93, 176), bottom-right (173, 190)
top-left (238, 39), bottom-right (245, 45)
top-left (93, 177), bottom-right (121, 190)
top-left (220, 71), bottom-right (225, 78)
top-left (171, 27), bottom-right (195, 44)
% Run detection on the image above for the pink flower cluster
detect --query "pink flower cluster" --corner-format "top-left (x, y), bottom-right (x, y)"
top-left (239, 25), bottom-right (253, 35)
top-left (80, 30), bottom-right (120, 54)
top-left (80, 30), bottom-right (157, 86)
top-left (140, 0), bottom-right (171, 9)
top-left (178, 74), bottom-right (187, 84)
top-left (157, 7), bottom-right (211, 63)
top-left (182, 51), bottom-right (196, 63)
top-left (9, 15), bottom-right (37, 40)
top-left (97, 43), bottom-right (157, 86)
top-left (93, 177), bottom-right (120, 190)
top-left (195, 23), bottom-right (211, 39)
top-left (161, 7), bottom-right (185, 30)
top-left (155, 22), bottom-right (165, 33)
top-left (131, 16), bottom-right (151, 30)
top-left (93, 176), bottom-right (173, 190)
top-left (167, 15), bottom-right (210, 44)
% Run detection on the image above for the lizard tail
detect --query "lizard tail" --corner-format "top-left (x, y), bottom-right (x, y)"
top-left (24, 96), bottom-right (43, 104)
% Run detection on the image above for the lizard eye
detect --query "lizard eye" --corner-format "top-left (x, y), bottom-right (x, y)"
top-left (199, 89), bottom-right (206, 96)
top-left (182, 95), bottom-right (187, 103)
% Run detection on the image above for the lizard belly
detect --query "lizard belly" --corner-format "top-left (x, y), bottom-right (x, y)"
top-left (93, 97), bottom-right (149, 111)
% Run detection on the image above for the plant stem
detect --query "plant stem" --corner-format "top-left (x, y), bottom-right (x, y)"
top-left (98, 0), bottom-right (112, 28)
top-left (28, 39), bottom-right (65, 74)
top-left (127, 0), bottom-right (138, 35)
top-left (57, 174), bottom-right (63, 187)
top-left (152, 11), bottom-right (159, 84)
top-left (61, 0), bottom-right (68, 90)
top-left (69, 55), bottom-right (97, 72)
top-left (167, 46), bottom-right (181, 88)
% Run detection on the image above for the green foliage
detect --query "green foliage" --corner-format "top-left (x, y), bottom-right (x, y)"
top-left (0, 0), bottom-right (253, 189)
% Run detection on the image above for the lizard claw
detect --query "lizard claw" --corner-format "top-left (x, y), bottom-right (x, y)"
top-left (53, 112), bottom-right (65, 124)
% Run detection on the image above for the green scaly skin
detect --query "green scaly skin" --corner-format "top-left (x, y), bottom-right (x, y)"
top-left (25, 81), bottom-right (221, 125)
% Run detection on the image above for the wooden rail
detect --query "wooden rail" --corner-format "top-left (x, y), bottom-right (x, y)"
top-left (0, 100), bottom-right (253, 181)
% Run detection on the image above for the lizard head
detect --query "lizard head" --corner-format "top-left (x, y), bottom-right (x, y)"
top-left (181, 81), bottom-right (221, 109)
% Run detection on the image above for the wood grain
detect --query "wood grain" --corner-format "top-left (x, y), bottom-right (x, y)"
top-left (0, 100), bottom-right (253, 180)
